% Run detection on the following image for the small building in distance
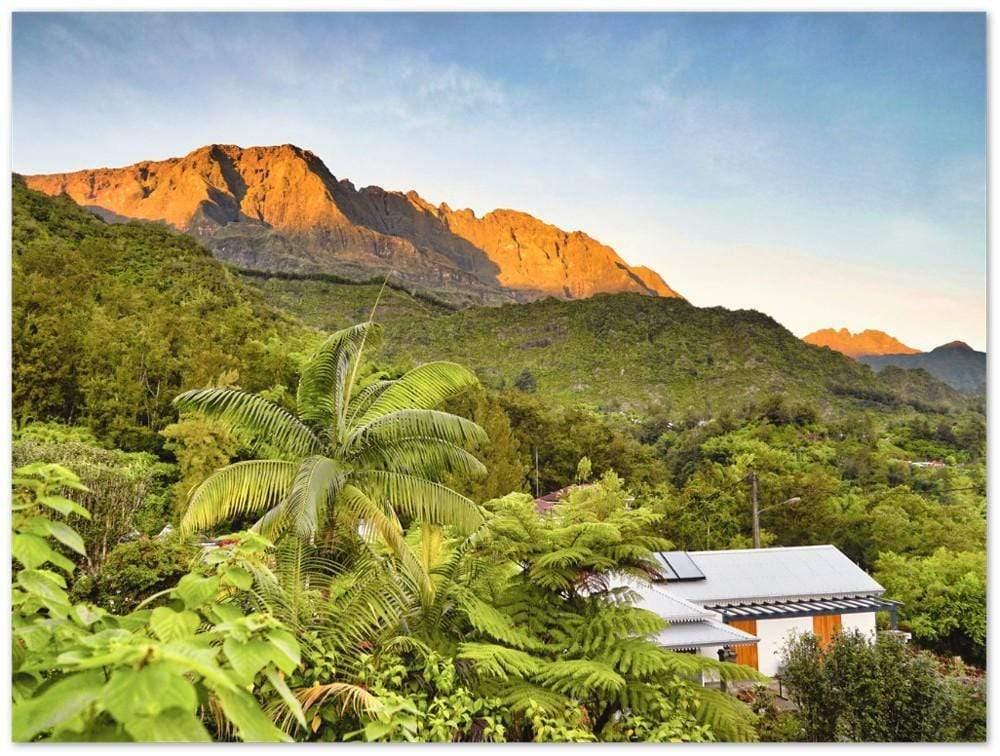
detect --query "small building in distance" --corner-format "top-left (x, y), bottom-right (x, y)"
top-left (626, 545), bottom-right (900, 677)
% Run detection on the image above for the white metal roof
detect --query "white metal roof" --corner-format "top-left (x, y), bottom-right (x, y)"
top-left (656, 545), bottom-right (884, 607)
top-left (629, 582), bottom-right (716, 624)
top-left (655, 619), bottom-right (758, 650)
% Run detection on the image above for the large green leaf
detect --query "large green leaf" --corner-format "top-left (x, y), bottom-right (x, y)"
top-left (159, 642), bottom-right (236, 693)
top-left (216, 688), bottom-right (292, 743)
top-left (13, 671), bottom-right (104, 741)
top-left (45, 519), bottom-right (87, 556)
top-left (124, 709), bottom-right (212, 743)
top-left (17, 568), bottom-right (70, 605)
top-left (223, 637), bottom-right (274, 685)
top-left (13, 533), bottom-right (73, 572)
top-left (173, 574), bottom-right (220, 610)
top-left (103, 664), bottom-right (198, 722)
top-left (149, 607), bottom-right (201, 642)
top-left (267, 628), bottom-right (301, 675)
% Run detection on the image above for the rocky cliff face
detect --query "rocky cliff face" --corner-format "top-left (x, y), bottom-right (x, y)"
top-left (22, 144), bottom-right (680, 305)
top-left (803, 327), bottom-right (920, 359)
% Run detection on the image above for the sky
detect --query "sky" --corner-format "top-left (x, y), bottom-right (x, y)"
top-left (12, 12), bottom-right (987, 350)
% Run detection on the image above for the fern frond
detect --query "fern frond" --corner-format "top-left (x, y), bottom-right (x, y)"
top-left (457, 642), bottom-right (542, 680)
top-left (535, 658), bottom-right (626, 697)
top-left (692, 687), bottom-right (759, 743)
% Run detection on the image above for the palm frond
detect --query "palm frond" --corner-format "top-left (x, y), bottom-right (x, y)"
top-left (338, 484), bottom-right (434, 603)
top-left (345, 379), bottom-right (396, 426)
top-left (351, 362), bottom-right (480, 428)
top-left (350, 437), bottom-right (486, 479)
top-left (348, 409), bottom-right (488, 450)
top-left (297, 681), bottom-right (383, 720)
top-left (180, 460), bottom-right (296, 534)
top-left (354, 471), bottom-right (484, 534)
top-left (280, 456), bottom-right (342, 539)
top-left (174, 388), bottom-right (320, 457)
top-left (295, 322), bottom-right (383, 436)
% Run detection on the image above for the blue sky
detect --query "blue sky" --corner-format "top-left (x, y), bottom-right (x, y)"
top-left (12, 12), bottom-right (986, 350)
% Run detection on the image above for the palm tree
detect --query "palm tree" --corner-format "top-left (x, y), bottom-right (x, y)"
top-left (172, 319), bottom-right (488, 563)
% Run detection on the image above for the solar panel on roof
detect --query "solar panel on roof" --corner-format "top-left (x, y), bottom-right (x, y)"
top-left (659, 552), bottom-right (706, 582)
top-left (654, 553), bottom-right (680, 581)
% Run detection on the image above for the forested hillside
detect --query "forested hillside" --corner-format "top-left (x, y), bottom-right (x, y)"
top-left (242, 272), bottom-right (970, 416)
top-left (12, 179), bottom-right (315, 451)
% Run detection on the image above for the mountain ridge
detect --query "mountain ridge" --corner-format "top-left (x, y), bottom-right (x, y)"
top-left (20, 143), bottom-right (680, 306)
top-left (803, 327), bottom-right (920, 358)
top-left (859, 341), bottom-right (986, 395)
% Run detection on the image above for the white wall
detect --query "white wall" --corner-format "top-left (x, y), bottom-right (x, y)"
top-left (756, 617), bottom-right (813, 677)
top-left (841, 611), bottom-right (877, 638)
top-left (756, 612), bottom-right (879, 677)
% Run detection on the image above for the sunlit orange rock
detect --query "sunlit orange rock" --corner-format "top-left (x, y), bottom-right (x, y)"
top-left (23, 144), bottom-right (681, 304)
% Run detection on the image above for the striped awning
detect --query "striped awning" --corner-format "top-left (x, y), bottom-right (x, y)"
top-left (715, 596), bottom-right (901, 620)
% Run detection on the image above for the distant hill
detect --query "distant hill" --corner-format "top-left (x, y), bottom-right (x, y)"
top-left (242, 272), bottom-right (970, 416)
top-left (860, 342), bottom-right (986, 395)
top-left (803, 328), bottom-right (920, 358)
top-left (20, 143), bottom-right (680, 307)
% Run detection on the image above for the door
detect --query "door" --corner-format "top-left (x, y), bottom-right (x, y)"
top-left (727, 619), bottom-right (758, 669)
top-left (812, 613), bottom-right (842, 649)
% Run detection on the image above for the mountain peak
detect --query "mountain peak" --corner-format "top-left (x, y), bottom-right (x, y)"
top-left (803, 327), bottom-right (920, 359)
top-left (934, 340), bottom-right (975, 352)
top-left (22, 143), bottom-right (681, 306)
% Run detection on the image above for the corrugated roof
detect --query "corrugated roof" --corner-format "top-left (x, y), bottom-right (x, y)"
top-left (657, 545), bottom-right (884, 606)
top-left (655, 619), bottom-right (758, 649)
top-left (631, 583), bottom-right (715, 624)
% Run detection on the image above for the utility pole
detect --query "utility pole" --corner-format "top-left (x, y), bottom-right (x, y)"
top-left (534, 446), bottom-right (540, 497)
top-left (750, 469), bottom-right (761, 549)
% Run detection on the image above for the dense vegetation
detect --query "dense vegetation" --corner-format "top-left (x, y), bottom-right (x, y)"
top-left (773, 631), bottom-right (985, 742)
top-left (10, 185), bottom-right (987, 742)
top-left (12, 179), bottom-right (312, 451)
top-left (240, 272), bottom-right (973, 416)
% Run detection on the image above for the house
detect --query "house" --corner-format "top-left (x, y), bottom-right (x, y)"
top-left (625, 545), bottom-right (900, 677)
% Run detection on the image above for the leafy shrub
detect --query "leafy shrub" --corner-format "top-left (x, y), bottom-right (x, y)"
top-left (737, 684), bottom-right (803, 742)
top-left (12, 463), bottom-right (303, 742)
top-left (13, 431), bottom-right (176, 569)
top-left (71, 536), bottom-right (200, 613)
top-left (874, 548), bottom-right (986, 665)
top-left (779, 630), bottom-right (985, 742)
